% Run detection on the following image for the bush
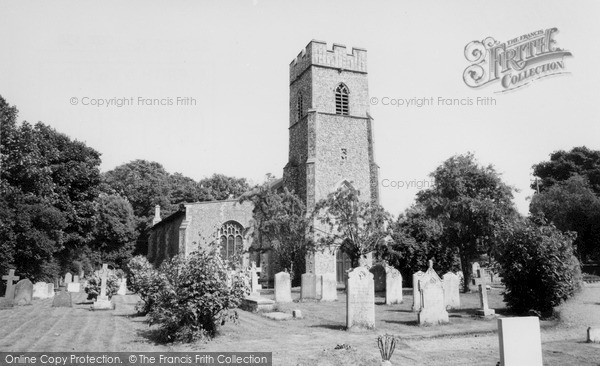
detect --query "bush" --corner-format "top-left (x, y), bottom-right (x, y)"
top-left (147, 247), bottom-right (249, 343)
top-left (497, 217), bottom-right (582, 315)
top-left (126, 255), bottom-right (165, 314)
top-left (84, 270), bottom-right (120, 300)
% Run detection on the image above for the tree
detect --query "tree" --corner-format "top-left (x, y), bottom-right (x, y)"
top-left (199, 173), bottom-right (250, 201)
top-left (313, 186), bottom-right (392, 267)
top-left (530, 175), bottom-right (600, 262)
top-left (241, 182), bottom-right (309, 285)
top-left (417, 153), bottom-right (517, 291)
top-left (532, 146), bottom-right (600, 195)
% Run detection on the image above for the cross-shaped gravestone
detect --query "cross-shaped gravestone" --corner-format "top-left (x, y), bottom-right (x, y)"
top-left (474, 268), bottom-right (495, 316)
top-left (2, 269), bottom-right (20, 299)
top-left (250, 262), bottom-right (262, 295)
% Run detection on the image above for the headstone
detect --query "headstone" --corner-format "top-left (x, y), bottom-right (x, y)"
top-left (47, 283), bottom-right (55, 298)
top-left (274, 272), bottom-right (292, 303)
top-left (52, 287), bottom-right (72, 307)
top-left (250, 262), bottom-right (262, 295)
top-left (33, 282), bottom-right (48, 299)
top-left (92, 264), bottom-right (113, 310)
top-left (346, 266), bottom-right (375, 331)
top-left (292, 309), bottom-right (302, 319)
top-left (369, 264), bottom-right (386, 292)
top-left (67, 282), bottom-right (81, 292)
top-left (588, 327), bottom-right (600, 343)
top-left (73, 275), bottom-right (80, 283)
top-left (301, 273), bottom-right (316, 300)
top-left (418, 261), bottom-right (449, 325)
top-left (320, 272), bottom-right (337, 301)
top-left (442, 272), bottom-right (460, 309)
top-left (473, 269), bottom-right (495, 316)
top-left (412, 270), bottom-right (425, 311)
top-left (79, 270), bottom-right (84, 279)
top-left (498, 317), bottom-right (543, 366)
top-left (14, 279), bottom-right (33, 305)
top-left (117, 277), bottom-right (127, 295)
top-left (385, 266), bottom-right (402, 305)
top-left (64, 273), bottom-right (73, 284)
top-left (2, 269), bottom-right (20, 299)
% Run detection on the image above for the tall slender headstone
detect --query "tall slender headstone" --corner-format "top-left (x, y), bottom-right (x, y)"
top-left (301, 273), bottom-right (317, 300)
top-left (498, 317), bottom-right (543, 366)
top-left (320, 272), bottom-right (337, 301)
top-left (92, 264), bottom-right (113, 310)
top-left (346, 266), bottom-right (375, 331)
top-left (442, 272), bottom-right (460, 309)
top-left (117, 278), bottom-right (127, 295)
top-left (418, 261), bottom-right (449, 325)
top-left (385, 266), bottom-right (402, 305)
top-left (412, 270), bottom-right (425, 311)
top-left (250, 262), bottom-right (262, 295)
top-left (474, 269), bottom-right (495, 316)
top-left (274, 271), bottom-right (292, 303)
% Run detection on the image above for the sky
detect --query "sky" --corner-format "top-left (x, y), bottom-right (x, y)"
top-left (1, 0), bottom-right (599, 217)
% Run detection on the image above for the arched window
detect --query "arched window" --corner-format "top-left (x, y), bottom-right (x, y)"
top-left (297, 94), bottom-right (304, 121)
top-left (217, 221), bottom-right (244, 262)
top-left (335, 83), bottom-right (349, 115)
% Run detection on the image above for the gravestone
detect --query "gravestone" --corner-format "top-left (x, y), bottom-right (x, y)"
top-left (250, 262), bottom-right (262, 295)
top-left (64, 273), bottom-right (73, 284)
top-left (498, 317), bottom-right (543, 366)
top-left (52, 286), bottom-right (72, 307)
top-left (320, 272), bottom-right (337, 301)
top-left (33, 282), bottom-right (48, 299)
top-left (412, 270), bottom-right (425, 311)
top-left (474, 269), bottom-right (495, 316)
top-left (47, 283), bottom-right (55, 298)
top-left (274, 271), bottom-right (292, 303)
top-left (385, 266), bottom-right (402, 305)
top-left (346, 266), bottom-right (375, 331)
top-left (73, 275), bottom-right (80, 283)
top-left (442, 272), bottom-right (460, 309)
top-left (14, 279), bottom-right (33, 305)
top-left (2, 269), bottom-right (19, 299)
top-left (418, 261), bottom-right (449, 325)
top-left (369, 264), bottom-right (386, 292)
top-left (92, 264), bottom-right (114, 310)
top-left (117, 278), bottom-right (127, 295)
top-left (67, 282), bottom-right (81, 293)
top-left (315, 274), bottom-right (323, 298)
top-left (301, 273), bottom-right (316, 300)
top-left (588, 327), bottom-right (600, 343)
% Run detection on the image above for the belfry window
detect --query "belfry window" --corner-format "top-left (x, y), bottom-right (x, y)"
top-left (335, 83), bottom-right (349, 115)
top-left (217, 221), bottom-right (244, 262)
top-left (297, 94), bottom-right (304, 121)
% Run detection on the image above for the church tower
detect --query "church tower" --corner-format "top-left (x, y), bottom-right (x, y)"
top-left (283, 40), bottom-right (379, 278)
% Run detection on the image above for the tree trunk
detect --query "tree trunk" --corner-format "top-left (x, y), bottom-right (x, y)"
top-left (460, 254), bottom-right (472, 293)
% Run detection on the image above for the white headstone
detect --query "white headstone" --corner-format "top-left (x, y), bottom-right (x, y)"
top-left (250, 262), bottom-right (262, 295)
top-left (412, 270), bottom-right (425, 311)
top-left (442, 272), bottom-right (460, 309)
top-left (67, 282), bottom-right (80, 293)
top-left (418, 261), bottom-right (449, 325)
top-left (385, 266), bottom-right (402, 305)
top-left (498, 317), bottom-right (543, 366)
top-left (301, 273), bottom-right (316, 300)
top-left (73, 275), bottom-right (80, 283)
top-left (47, 283), bottom-right (55, 298)
top-left (33, 282), bottom-right (48, 299)
top-left (474, 270), bottom-right (495, 316)
top-left (64, 273), bottom-right (73, 284)
top-left (117, 278), bottom-right (127, 295)
top-left (346, 266), bottom-right (375, 330)
top-left (274, 271), bottom-right (292, 303)
top-left (320, 272), bottom-right (337, 301)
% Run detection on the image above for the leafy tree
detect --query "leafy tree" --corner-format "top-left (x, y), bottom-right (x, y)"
top-left (417, 153), bottom-right (517, 291)
top-left (241, 182), bottom-right (309, 285)
top-left (532, 146), bottom-right (600, 195)
top-left (199, 173), bottom-right (250, 201)
top-left (384, 204), bottom-right (458, 282)
top-left (497, 216), bottom-right (581, 315)
top-left (313, 186), bottom-right (392, 267)
top-left (530, 175), bottom-right (600, 262)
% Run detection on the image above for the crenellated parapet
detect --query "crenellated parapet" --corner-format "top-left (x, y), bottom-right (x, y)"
top-left (290, 40), bottom-right (367, 83)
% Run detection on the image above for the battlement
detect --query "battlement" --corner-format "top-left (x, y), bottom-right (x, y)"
top-left (290, 40), bottom-right (367, 83)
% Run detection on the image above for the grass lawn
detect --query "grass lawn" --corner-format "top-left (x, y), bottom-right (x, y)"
top-left (0, 285), bottom-right (598, 365)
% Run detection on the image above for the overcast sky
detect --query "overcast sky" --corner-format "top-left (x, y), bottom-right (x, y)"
top-left (1, 0), bottom-right (599, 216)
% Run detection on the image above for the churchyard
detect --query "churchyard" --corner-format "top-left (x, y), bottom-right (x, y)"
top-left (0, 265), bottom-right (599, 366)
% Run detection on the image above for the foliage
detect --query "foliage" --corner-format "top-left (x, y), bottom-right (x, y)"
top-left (240, 182), bottom-right (308, 285)
top-left (530, 175), bottom-right (600, 262)
top-left (313, 186), bottom-right (392, 267)
top-left (384, 204), bottom-right (458, 282)
top-left (532, 146), bottom-right (600, 196)
top-left (126, 255), bottom-right (166, 314)
top-left (416, 153), bottom-right (517, 291)
top-left (147, 248), bottom-right (249, 343)
top-left (496, 217), bottom-right (581, 315)
top-left (84, 270), bottom-right (120, 300)
top-left (199, 173), bottom-right (250, 201)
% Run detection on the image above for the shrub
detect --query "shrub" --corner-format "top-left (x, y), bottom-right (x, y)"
top-left (84, 270), bottom-right (120, 300)
top-left (147, 247), bottom-right (249, 343)
top-left (497, 217), bottom-right (582, 315)
top-left (126, 255), bottom-right (165, 314)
